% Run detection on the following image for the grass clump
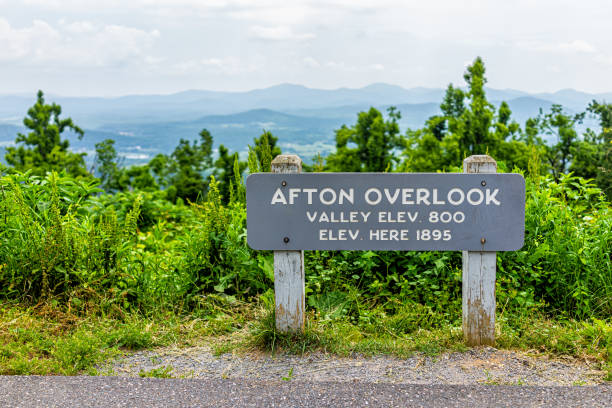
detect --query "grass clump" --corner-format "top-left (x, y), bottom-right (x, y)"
top-left (242, 300), bottom-right (609, 379)
top-left (0, 294), bottom-right (254, 376)
top-left (139, 366), bottom-right (174, 378)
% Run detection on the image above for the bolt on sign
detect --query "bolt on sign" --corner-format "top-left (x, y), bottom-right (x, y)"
top-left (246, 173), bottom-right (525, 251)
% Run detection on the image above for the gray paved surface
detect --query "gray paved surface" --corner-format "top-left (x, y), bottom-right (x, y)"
top-left (0, 376), bottom-right (610, 407)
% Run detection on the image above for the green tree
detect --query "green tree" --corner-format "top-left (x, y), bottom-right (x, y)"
top-left (426, 84), bottom-right (465, 140)
top-left (167, 129), bottom-right (214, 202)
top-left (252, 130), bottom-right (281, 172)
top-left (214, 145), bottom-right (246, 203)
top-left (401, 129), bottom-right (461, 172)
top-left (539, 104), bottom-right (585, 180)
top-left (403, 58), bottom-right (534, 172)
top-left (93, 139), bottom-right (123, 192)
top-left (441, 84), bottom-right (466, 119)
top-left (149, 153), bottom-right (172, 188)
top-left (581, 100), bottom-right (612, 198)
top-left (104, 129), bottom-right (215, 200)
top-left (247, 130), bottom-right (282, 173)
top-left (5, 90), bottom-right (88, 177)
top-left (126, 165), bottom-right (158, 191)
top-left (522, 117), bottom-right (543, 145)
top-left (494, 102), bottom-right (520, 140)
top-left (458, 57), bottom-right (497, 156)
top-left (326, 107), bottom-right (402, 172)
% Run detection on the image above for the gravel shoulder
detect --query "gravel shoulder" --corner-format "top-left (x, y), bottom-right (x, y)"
top-left (102, 345), bottom-right (608, 386)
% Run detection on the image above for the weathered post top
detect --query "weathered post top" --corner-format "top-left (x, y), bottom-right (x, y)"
top-left (271, 155), bottom-right (302, 173)
top-left (463, 155), bottom-right (497, 173)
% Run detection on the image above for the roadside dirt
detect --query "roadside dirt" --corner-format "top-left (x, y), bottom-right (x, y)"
top-left (103, 346), bottom-right (608, 386)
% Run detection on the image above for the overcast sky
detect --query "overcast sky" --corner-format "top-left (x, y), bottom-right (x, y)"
top-left (1, 0), bottom-right (611, 96)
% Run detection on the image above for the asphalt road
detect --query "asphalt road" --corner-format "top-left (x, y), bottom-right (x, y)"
top-left (0, 376), bottom-right (610, 407)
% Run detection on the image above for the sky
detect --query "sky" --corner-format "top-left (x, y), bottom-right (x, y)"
top-left (1, 0), bottom-right (611, 96)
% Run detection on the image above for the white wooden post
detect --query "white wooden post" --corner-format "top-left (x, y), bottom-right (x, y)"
top-left (462, 155), bottom-right (497, 346)
top-left (271, 155), bottom-right (305, 333)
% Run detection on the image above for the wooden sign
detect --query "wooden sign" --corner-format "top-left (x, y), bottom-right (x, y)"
top-left (247, 173), bottom-right (525, 251)
top-left (253, 154), bottom-right (522, 347)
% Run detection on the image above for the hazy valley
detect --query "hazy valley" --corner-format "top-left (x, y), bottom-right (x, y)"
top-left (1, 83), bottom-right (608, 165)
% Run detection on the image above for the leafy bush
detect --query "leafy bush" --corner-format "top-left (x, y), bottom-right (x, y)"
top-left (180, 177), bottom-right (271, 302)
top-left (0, 171), bottom-right (160, 310)
top-left (500, 173), bottom-right (611, 318)
top-left (0, 172), bottom-right (104, 300)
top-left (93, 189), bottom-right (192, 230)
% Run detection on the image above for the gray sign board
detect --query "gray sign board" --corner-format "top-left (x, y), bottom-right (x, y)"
top-left (246, 173), bottom-right (525, 251)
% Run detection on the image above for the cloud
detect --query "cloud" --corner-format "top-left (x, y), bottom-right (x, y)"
top-left (516, 39), bottom-right (598, 54)
top-left (19, 0), bottom-right (237, 7)
top-left (0, 18), bottom-right (160, 67)
top-left (168, 57), bottom-right (258, 75)
top-left (62, 20), bottom-right (97, 34)
top-left (249, 25), bottom-right (315, 41)
top-left (2, 0), bottom-right (612, 95)
top-left (303, 56), bottom-right (320, 68)
top-left (12, 0), bottom-right (316, 23)
top-left (594, 54), bottom-right (612, 66)
top-left (325, 61), bottom-right (385, 72)
top-left (0, 19), bottom-right (59, 61)
top-left (557, 40), bottom-right (597, 53)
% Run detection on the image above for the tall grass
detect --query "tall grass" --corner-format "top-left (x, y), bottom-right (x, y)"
top-left (500, 173), bottom-right (611, 318)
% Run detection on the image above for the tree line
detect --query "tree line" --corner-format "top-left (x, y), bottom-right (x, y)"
top-left (2, 57), bottom-right (611, 200)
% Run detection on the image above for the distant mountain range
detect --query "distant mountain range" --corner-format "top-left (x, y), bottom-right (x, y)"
top-left (0, 84), bottom-right (609, 164)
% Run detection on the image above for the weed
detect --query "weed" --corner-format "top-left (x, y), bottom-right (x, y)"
top-left (281, 367), bottom-right (294, 381)
top-left (139, 366), bottom-right (174, 378)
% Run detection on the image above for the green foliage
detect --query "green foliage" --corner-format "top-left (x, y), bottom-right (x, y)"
top-left (0, 172), bottom-right (104, 300)
top-left (401, 130), bottom-right (461, 172)
top-left (93, 139), bottom-right (123, 192)
top-left (538, 104), bottom-right (586, 180)
top-left (165, 128), bottom-right (214, 202)
top-left (499, 174), bottom-right (611, 318)
top-left (305, 249), bottom-right (461, 325)
top-left (247, 130), bottom-right (281, 175)
top-left (402, 57), bottom-right (532, 172)
top-left (0, 306), bottom-right (175, 375)
top-left (0, 168), bottom-right (265, 312)
top-left (231, 155), bottom-right (246, 204)
top-left (100, 128), bottom-right (214, 202)
top-left (139, 366), bottom-right (174, 378)
top-left (253, 130), bottom-right (281, 172)
top-left (583, 100), bottom-right (612, 199)
top-left (180, 176), bottom-right (269, 302)
top-left (5, 91), bottom-right (88, 178)
top-left (460, 57), bottom-right (497, 155)
top-left (404, 57), bottom-right (608, 184)
top-left (1, 161), bottom-right (609, 323)
top-left (326, 107), bottom-right (402, 172)
top-left (214, 145), bottom-right (246, 203)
